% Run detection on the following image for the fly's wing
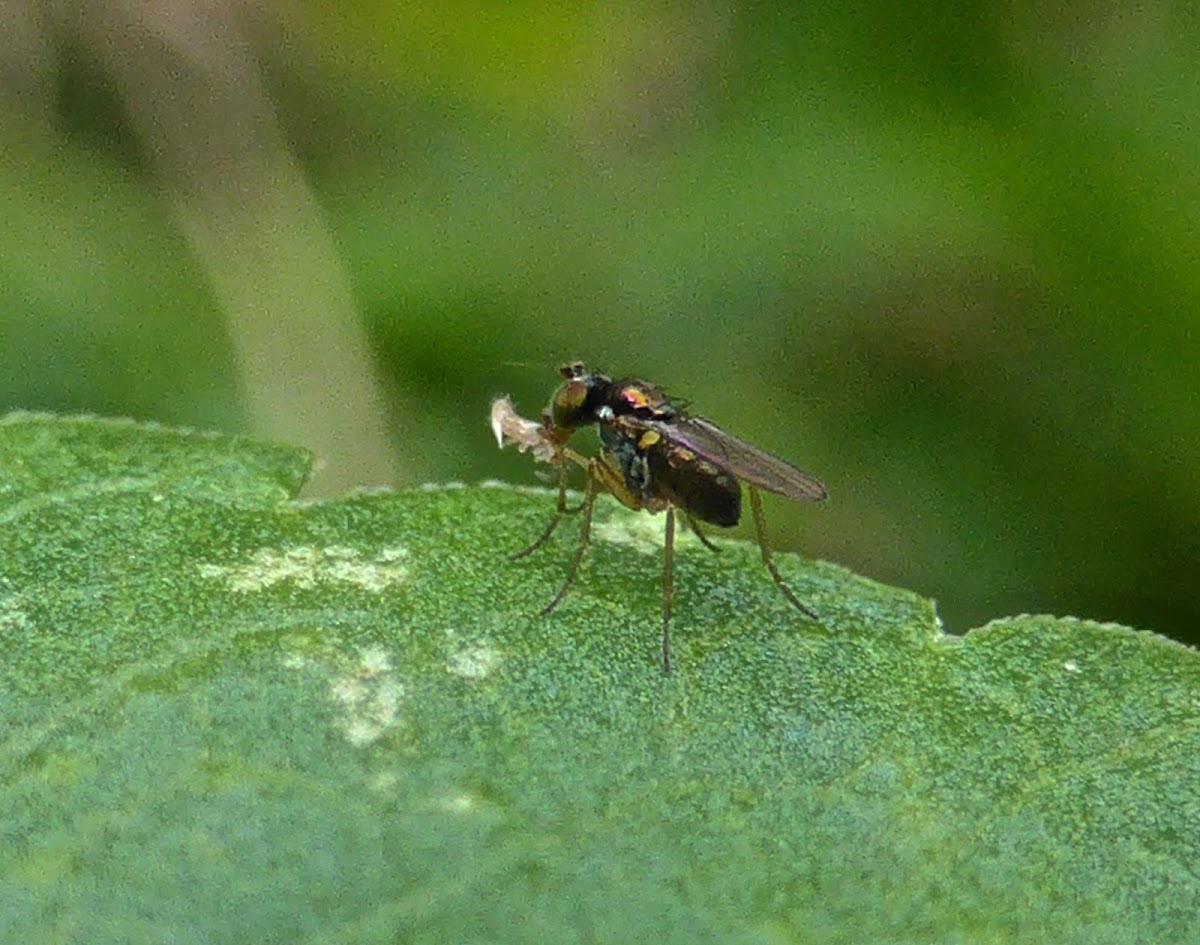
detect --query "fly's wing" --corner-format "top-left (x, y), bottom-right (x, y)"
top-left (632, 415), bottom-right (827, 502)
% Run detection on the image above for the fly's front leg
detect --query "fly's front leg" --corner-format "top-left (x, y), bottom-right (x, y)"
top-left (539, 463), bottom-right (600, 615)
top-left (537, 450), bottom-right (647, 614)
top-left (511, 444), bottom-right (594, 560)
top-left (749, 486), bottom-right (818, 619)
top-left (511, 459), bottom-right (574, 560)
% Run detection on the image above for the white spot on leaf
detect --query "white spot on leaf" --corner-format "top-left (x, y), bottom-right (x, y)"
top-left (370, 770), bottom-right (401, 794)
top-left (438, 792), bottom-right (481, 814)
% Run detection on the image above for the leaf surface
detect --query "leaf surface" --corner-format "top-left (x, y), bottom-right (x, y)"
top-left (1, 414), bottom-right (1197, 944)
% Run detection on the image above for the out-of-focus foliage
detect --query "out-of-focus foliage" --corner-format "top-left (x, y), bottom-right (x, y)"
top-left (0, 1), bottom-right (1196, 643)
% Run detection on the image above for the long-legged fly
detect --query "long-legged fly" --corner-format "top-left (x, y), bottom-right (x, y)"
top-left (492, 362), bottom-right (826, 674)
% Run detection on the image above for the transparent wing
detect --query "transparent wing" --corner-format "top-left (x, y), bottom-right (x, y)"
top-left (629, 415), bottom-right (827, 502)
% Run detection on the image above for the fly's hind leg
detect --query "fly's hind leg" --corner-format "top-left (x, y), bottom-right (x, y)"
top-left (749, 486), bottom-right (818, 619)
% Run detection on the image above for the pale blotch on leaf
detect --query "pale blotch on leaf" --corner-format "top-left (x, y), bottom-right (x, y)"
top-left (0, 595), bottom-right (31, 631)
top-left (437, 792), bottom-right (482, 814)
top-left (284, 645), bottom-right (406, 748)
top-left (592, 513), bottom-right (702, 554)
top-left (199, 545), bottom-right (410, 593)
top-left (447, 644), bottom-right (501, 680)
top-left (327, 646), bottom-right (406, 747)
top-left (370, 770), bottom-right (401, 794)
top-left (1063, 660), bottom-right (1080, 673)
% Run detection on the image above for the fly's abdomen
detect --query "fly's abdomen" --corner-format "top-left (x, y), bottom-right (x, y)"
top-left (653, 447), bottom-right (742, 527)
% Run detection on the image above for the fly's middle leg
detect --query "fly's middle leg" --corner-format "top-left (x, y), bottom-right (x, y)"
top-left (661, 505), bottom-right (676, 674)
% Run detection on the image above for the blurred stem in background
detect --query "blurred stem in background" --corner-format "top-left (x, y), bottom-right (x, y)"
top-left (3, 0), bottom-right (399, 495)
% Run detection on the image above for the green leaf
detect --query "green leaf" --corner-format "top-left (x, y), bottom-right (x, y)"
top-left (2, 413), bottom-right (1197, 944)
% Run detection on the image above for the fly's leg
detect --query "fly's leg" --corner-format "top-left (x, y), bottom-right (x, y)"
top-left (534, 451), bottom-right (642, 617)
top-left (684, 511), bottom-right (721, 554)
top-left (661, 505), bottom-right (676, 674)
top-left (539, 464), bottom-right (599, 615)
top-left (749, 486), bottom-right (818, 619)
top-left (511, 461), bottom-right (576, 560)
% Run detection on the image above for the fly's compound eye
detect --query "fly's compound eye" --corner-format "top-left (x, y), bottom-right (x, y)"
top-left (549, 379), bottom-right (591, 428)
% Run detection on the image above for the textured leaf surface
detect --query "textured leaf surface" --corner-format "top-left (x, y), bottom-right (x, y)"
top-left (1, 414), bottom-right (1197, 944)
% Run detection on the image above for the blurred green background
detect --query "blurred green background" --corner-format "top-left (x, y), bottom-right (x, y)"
top-left (2, 2), bottom-right (1196, 643)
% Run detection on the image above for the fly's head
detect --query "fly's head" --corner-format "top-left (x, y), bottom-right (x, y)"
top-left (543, 362), bottom-right (614, 443)
top-left (548, 361), bottom-right (678, 432)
